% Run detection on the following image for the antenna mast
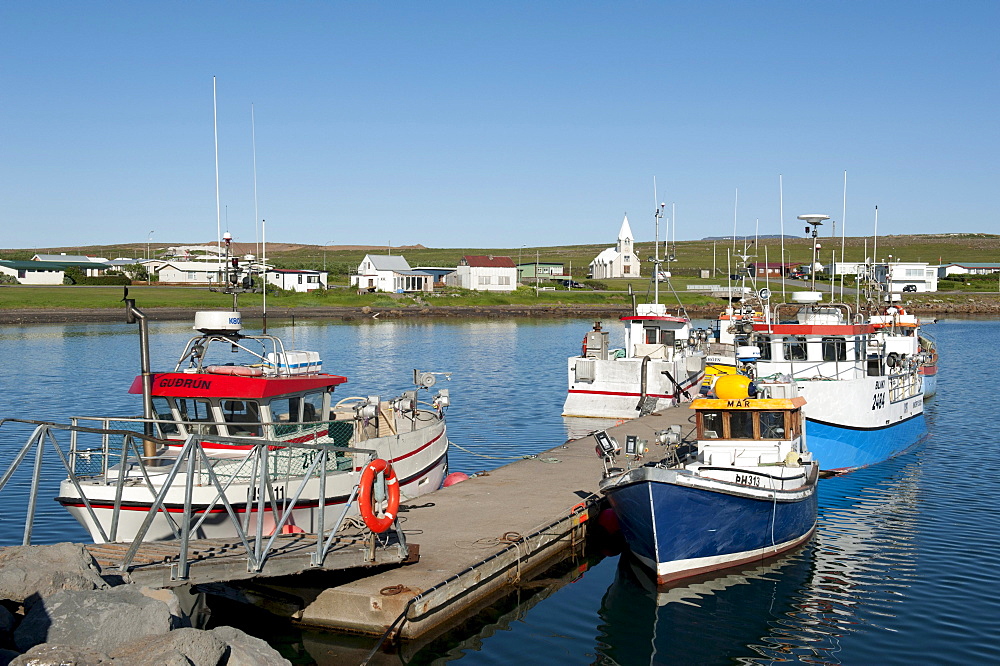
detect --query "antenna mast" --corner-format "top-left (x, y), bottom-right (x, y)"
top-left (252, 103), bottom-right (260, 262)
top-left (213, 77), bottom-right (222, 282)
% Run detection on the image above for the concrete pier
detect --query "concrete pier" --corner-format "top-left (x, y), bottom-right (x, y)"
top-left (293, 403), bottom-right (697, 642)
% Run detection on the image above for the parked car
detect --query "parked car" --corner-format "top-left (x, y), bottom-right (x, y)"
top-left (560, 279), bottom-right (585, 288)
top-left (902, 284), bottom-right (918, 292)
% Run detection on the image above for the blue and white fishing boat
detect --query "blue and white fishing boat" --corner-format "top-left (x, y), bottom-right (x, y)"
top-left (712, 290), bottom-right (928, 473)
top-left (598, 373), bottom-right (818, 585)
top-left (706, 213), bottom-right (932, 472)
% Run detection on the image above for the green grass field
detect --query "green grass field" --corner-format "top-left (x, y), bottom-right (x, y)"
top-left (2, 233), bottom-right (997, 310)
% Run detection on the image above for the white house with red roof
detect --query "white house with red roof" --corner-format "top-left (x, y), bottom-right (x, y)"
top-left (446, 255), bottom-right (517, 292)
top-left (589, 215), bottom-right (640, 279)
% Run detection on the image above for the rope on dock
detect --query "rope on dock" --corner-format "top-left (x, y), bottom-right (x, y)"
top-left (449, 441), bottom-right (545, 461)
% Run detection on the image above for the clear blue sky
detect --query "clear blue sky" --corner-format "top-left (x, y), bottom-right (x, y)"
top-left (1, 2), bottom-right (997, 250)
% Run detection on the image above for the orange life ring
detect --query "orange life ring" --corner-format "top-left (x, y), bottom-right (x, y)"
top-left (581, 335), bottom-right (588, 357)
top-left (358, 458), bottom-right (400, 533)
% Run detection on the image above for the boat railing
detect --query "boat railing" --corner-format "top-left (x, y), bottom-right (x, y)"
top-left (67, 415), bottom-right (359, 476)
top-left (887, 368), bottom-right (923, 402)
top-left (0, 417), bottom-right (405, 582)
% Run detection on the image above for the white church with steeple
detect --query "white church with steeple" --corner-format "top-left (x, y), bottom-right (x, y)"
top-left (589, 214), bottom-right (641, 280)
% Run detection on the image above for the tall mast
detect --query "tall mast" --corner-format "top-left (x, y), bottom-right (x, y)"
top-left (213, 76), bottom-right (222, 281)
top-left (252, 103), bottom-right (260, 262)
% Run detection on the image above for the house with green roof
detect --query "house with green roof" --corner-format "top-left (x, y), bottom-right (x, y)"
top-left (0, 260), bottom-right (67, 285)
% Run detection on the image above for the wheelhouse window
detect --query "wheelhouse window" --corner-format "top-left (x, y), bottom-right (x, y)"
top-left (729, 411), bottom-right (754, 439)
top-left (700, 411), bottom-right (723, 438)
top-left (269, 397), bottom-right (300, 423)
top-left (151, 396), bottom-right (179, 435)
top-left (755, 335), bottom-right (772, 360)
top-left (302, 392), bottom-right (325, 422)
top-left (222, 400), bottom-right (261, 436)
top-left (698, 409), bottom-right (797, 440)
top-left (822, 337), bottom-right (847, 362)
top-left (759, 411), bottom-right (786, 439)
top-left (174, 398), bottom-right (217, 436)
top-left (783, 336), bottom-right (807, 361)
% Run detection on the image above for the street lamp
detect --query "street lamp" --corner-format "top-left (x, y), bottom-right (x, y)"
top-left (518, 244), bottom-right (526, 286)
top-left (797, 214), bottom-right (829, 292)
top-left (146, 230), bottom-right (154, 285)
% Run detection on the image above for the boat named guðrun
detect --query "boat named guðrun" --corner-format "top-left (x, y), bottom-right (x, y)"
top-left (56, 307), bottom-right (451, 543)
top-left (598, 373), bottom-right (818, 585)
top-left (708, 291), bottom-right (929, 473)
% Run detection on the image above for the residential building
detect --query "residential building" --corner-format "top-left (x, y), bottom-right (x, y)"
top-left (0, 260), bottom-right (66, 285)
top-left (411, 267), bottom-right (456, 289)
top-left (937, 262), bottom-right (1000, 277)
top-left (589, 215), bottom-right (641, 279)
top-left (830, 262), bottom-right (866, 276)
top-left (266, 269), bottom-right (328, 292)
top-left (748, 262), bottom-right (801, 278)
top-left (350, 255), bottom-right (432, 293)
top-left (874, 262), bottom-right (938, 293)
top-left (516, 262), bottom-right (565, 283)
top-left (153, 261), bottom-right (224, 285)
top-left (31, 254), bottom-right (110, 277)
top-left (445, 255), bottom-right (517, 292)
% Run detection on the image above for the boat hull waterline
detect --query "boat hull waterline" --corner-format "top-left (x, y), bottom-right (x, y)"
top-left (604, 466), bottom-right (818, 585)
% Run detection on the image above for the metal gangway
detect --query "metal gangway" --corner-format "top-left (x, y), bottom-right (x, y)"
top-left (0, 418), bottom-right (410, 587)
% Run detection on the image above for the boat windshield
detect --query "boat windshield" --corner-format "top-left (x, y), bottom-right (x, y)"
top-left (152, 396), bottom-right (179, 435)
top-left (729, 411), bottom-right (754, 439)
top-left (760, 411), bottom-right (786, 439)
top-left (701, 411), bottom-right (722, 438)
top-left (222, 400), bottom-right (261, 437)
top-left (175, 398), bottom-right (218, 436)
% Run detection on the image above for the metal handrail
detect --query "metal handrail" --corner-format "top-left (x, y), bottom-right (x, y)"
top-left (0, 418), bottom-right (405, 581)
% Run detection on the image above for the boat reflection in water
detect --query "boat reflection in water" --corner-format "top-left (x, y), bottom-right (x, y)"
top-left (595, 451), bottom-right (921, 665)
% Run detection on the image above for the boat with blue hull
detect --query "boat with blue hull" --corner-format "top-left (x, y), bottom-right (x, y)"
top-left (807, 410), bottom-right (926, 472)
top-left (599, 374), bottom-right (818, 584)
top-left (711, 290), bottom-right (929, 473)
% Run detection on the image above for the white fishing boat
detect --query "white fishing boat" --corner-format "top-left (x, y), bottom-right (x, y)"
top-left (705, 215), bottom-right (932, 472)
top-left (54, 247), bottom-right (451, 543)
top-left (563, 205), bottom-right (706, 419)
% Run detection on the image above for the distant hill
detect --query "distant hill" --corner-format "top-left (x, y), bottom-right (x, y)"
top-left (701, 235), bottom-right (801, 241)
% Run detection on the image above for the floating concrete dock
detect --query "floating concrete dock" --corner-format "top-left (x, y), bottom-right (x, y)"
top-left (86, 529), bottom-right (409, 589)
top-left (292, 403), bottom-right (697, 642)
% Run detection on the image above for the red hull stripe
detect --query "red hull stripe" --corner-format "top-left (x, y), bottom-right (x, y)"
top-left (619, 315), bottom-right (689, 323)
top-left (353, 430), bottom-right (444, 470)
top-left (569, 389), bottom-right (678, 399)
top-left (568, 375), bottom-right (701, 400)
top-left (919, 366), bottom-right (938, 376)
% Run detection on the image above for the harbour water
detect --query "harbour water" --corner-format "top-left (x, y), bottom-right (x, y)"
top-left (0, 315), bottom-right (997, 664)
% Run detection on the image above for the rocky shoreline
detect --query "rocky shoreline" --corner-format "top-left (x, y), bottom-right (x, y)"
top-left (1, 299), bottom-right (998, 325)
top-left (0, 543), bottom-right (289, 665)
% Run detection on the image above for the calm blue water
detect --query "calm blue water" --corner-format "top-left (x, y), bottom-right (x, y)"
top-left (1, 315), bottom-right (997, 664)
